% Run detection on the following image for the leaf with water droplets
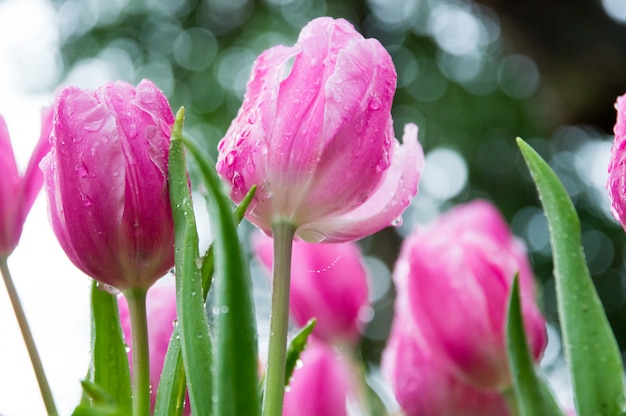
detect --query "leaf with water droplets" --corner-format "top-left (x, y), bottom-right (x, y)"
top-left (517, 138), bottom-right (625, 416)
top-left (284, 319), bottom-right (316, 387)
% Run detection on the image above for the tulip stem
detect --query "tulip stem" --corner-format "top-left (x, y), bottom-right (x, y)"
top-left (263, 220), bottom-right (296, 416)
top-left (124, 287), bottom-right (151, 416)
top-left (0, 258), bottom-right (58, 416)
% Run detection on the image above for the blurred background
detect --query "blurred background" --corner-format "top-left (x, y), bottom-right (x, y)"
top-left (2, 0), bottom-right (626, 414)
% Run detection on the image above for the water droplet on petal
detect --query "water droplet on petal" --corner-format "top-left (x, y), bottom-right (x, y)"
top-left (226, 151), bottom-right (236, 166)
top-left (75, 163), bottom-right (88, 178)
top-left (369, 95), bottom-right (381, 110)
top-left (391, 216), bottom-right (403, 227)
top-left (246, 161), bottom-right (256, 173)
top-left (84, 117), bottom-right (106, 132)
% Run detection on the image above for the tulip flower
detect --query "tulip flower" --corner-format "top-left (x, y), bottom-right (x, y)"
top-left (118, 281), bottom-right (190, 415)
top-left (0, 108), bottom-right (53, 258)
top-left (253, 233), bottom-right (369, 345)
top-left (398, 200), bottom-right (546, 391)
top-left (607, 93), bottom-right (626, 229)
top-left (216, 16), bottom-right (423, 243)
top-left (0, 108), bottom-right (56, 414)
top-left (40, 79), bottom-right (175, 291)
top-left (41, 79), bottom-right (176, 415)
top-left (382, 264), bottom-right (510, 416)
top-left (283, 341), bottom-right (353, 416)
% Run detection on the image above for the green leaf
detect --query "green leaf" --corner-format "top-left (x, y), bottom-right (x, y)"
top-left (183, 135), bottom-right (261, 416)
top-left (153, 330), bottom-right (187, 416)
top-left (517, 138), bottom-right (625, 416)
top-left (168, 107), bottom-right (213, 415)
top-left (155, 185), bottom-right (257, 416)
top-left (506, 276), bottom-right (564, 416)
top-left (87, 281), bottom-right (132, 413)
top-left (72, 380), bottom-right (127, 416)
top-left (284, 319), bottom-right (316, 386)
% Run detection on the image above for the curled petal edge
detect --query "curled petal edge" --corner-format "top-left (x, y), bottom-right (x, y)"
top-left (297, 123), bottom-right (423, 243)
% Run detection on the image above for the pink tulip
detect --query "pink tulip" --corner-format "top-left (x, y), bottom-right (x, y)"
top-left (253, 233), bottom-right (369, 344)
top-left (41, 80), bottom-right (175, 290)
top-left (382, 308), bottom-right (510, 416)
top-left (217, 17), bottom-right (423, 243)
top-left (0, 108), bottom-right (53, 258)
top-left (283, 341), bottom-right (353, 416)
top-left (608, 93), bottom-right (626, 229)
top-left (398, 200), bottom-right (546, 390)
top-left (118, 281), bottom-right (190, 415)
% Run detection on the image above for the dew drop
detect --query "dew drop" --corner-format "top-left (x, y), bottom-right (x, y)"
top-left (96, 281), bottom-right (120, 295)
top-left (220, 306), bottom-right (229, 314)
top-left (81, 194), bottom-right (93, 207)
top-left (246, 161), bottom-right (256, 174)
top-left (391, 216), bottom-right (403, 227)
top-left (194, 257), bottom-right (203, 269)
top-left (226, 151), bottom-right (236, 166)
top-left (368, 95), bottom-right (381, 110)
top-left (84, 118), bottom-right (105, 132)
top-left (75, 164), bottom-right (88, 178)
top-left (247, 111), bottom-right (257, 124)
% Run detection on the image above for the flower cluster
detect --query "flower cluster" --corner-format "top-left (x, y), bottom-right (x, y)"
top-left (2, 14), bottom-right (623, 416)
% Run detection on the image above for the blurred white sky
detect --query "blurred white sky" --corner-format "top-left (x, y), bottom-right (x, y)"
top-left (0, 1), bottom-right (91, 415)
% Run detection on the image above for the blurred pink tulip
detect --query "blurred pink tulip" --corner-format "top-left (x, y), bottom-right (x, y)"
top-left (607, 93), bottom-right (626, 229)
top-left (382, 309), bottom-right (510, 416)
top-left (398, 200), bottom-right (546, 390)
top-left (41, 80), bottom-right (175, 290)
top-left (0, 108), bottom-right (53, 258)
top-left (283, 341), bottom-right (353, 416)
top-left (253, 233), bottom-right (369, 344)
top-left (118, 281), bottom-right (189, 415)
top-left (217, 17), bottom-right (423, 243)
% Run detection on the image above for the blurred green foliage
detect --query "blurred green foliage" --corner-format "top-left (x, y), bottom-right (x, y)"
top-left (50, 0), bottom-right (626, 363)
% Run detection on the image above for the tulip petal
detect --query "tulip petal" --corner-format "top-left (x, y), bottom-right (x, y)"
top-left (42, 86), bottom-right (127, 285)
top-left (297, 123), bottom-right (423, 243)
top-left (0, 116), bottom-right (20, 255)
top-left (20, 107), bottom-right (53, 223)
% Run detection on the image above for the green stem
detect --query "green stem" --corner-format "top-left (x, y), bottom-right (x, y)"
top-left (262, 220), bottom-right (296, 416)
top-left (124, 287), bottom-right (151, 416)
top-left (503, 387), bottom-right (520, 416)
top-left (0, 258), bottom-right (58, 416)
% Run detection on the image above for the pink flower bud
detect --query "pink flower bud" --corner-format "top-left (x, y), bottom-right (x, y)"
top-left (217, 17), bottom-right (424, 243)
top-left (608, 93), bottom-right (626, 229)
top-left (118, 280), bottom-right (190, 415)
top-left (397, 200), bottom-right (546, 390)
top-left (41, 80), bottom-right (175, 290)
top-left (283, 341), bottom-right (353, 416)
top-left (0, 108), bottom-right (53, 258)
top-left (382, 308), bottom-right (510, 416)
top-left (253, 233), bottom-right (369, 344)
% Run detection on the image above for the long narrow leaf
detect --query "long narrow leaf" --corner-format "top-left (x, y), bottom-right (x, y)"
top-left (517, 138), bottom-right (625, 416)
top-left (184, 137), bottom-right (260, 416)
top-left (506, 276), bottom-right (564, 416)
top-left (168, 107), bottom-right (213, 415)
top-left (155, 185), bottom-right (257, 415)
top-left (88, 281), bottom-right (132, 413)
top-left (284, 319), bottom-right (316, 386)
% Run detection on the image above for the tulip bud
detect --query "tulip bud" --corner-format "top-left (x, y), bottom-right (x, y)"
top-left (283, 341), bottom-right (353, 416)
top-left (217, 17), bottom-right (423, 243)
top-left (382, 309), bottom-right (510, 416)
top-left (41, 80), bottom-right (175, 290)
top-left (398, 200), bottom-right (546, 390)
top-left (0, 108), bottom-right (53, 258)
top-left (253, 233), bottom-right (369, 344)
top-left (608, 93), bottom-right (626, 229)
